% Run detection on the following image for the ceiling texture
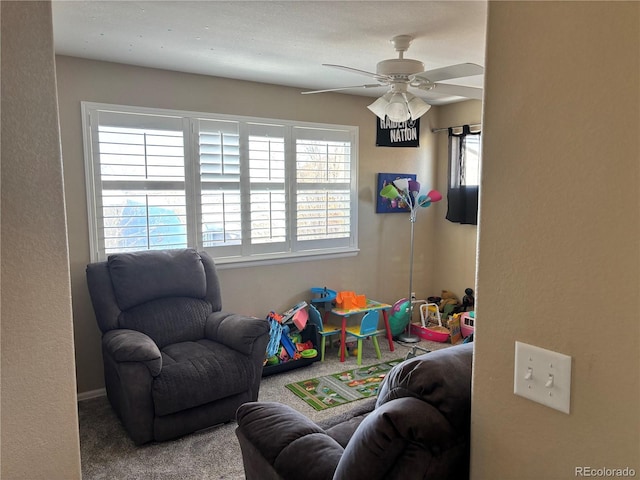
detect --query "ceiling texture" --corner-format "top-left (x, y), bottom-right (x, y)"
top-left (52, 0), bottom-right (487, 105)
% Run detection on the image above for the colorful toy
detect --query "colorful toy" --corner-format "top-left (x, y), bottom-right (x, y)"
top-left (280, 301), bottom-right (308, 324)
top-left (292, 308), bottom-right (308, 331)
top-left (266, 355), bottom-right (280, 366)
top-left (388, 298), bottom-right (410, 336)
top-left (266, 303), bottom-right (309, 361)
top-left (460, 311), bottom-right (475, 338)
top-left (335, 291), bottom-right (367, 310)
top-left (266, 312), bottom-right (284, 357)
top-left (419, 303), bottom-right (441, 327)
top-left (296, 340), bottom-right (314, 352)
top-left (410, 301), bottom-right (450, 343)
top-left (280, 325), bottom-right (299, 359)
top-left (310, 287), bottom-right (337, 311)
top-left (410, 324), bottom-right (450, 342)
top-left (300, 349), bottom-right (317, 358)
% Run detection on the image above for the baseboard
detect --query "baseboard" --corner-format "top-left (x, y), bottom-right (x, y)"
top-left (77, 388), bottom-right (106, 402)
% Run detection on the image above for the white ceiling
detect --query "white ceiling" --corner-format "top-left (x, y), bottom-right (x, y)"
top-left (52, 0), bottom-right (487, 105)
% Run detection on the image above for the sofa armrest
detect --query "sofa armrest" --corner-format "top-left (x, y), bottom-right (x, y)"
top-left (333, 396), bottom-right (467, 480)
top-left (102, 329), bottom-right (162, 376)
top-left (236, 402), bottom-right (343, 480)
top-left (205, 312), bottom-right (270, 356)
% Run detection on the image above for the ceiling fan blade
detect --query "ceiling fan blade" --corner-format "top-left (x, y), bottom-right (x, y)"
top-left (429, 83), bottom-right (484, 100)
top-left (323, 64), bottom-right (389, 82)
top-left (418, 63), bottom-right (484, 83)
top-left (302, 84), bottom-right (384, 95)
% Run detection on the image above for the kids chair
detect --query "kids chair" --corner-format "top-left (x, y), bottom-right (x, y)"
top-left (307, 304), bottom-right (342, 361)
top-left (345, 310), bottom-right (383, 365)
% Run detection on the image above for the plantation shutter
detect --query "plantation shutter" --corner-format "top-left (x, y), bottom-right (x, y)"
top-left (197, 118), bottom-right (242, 255)
top-left (89, 110), bottom-right (188, 256)
top-left (293, 127), bottom-right (353, 250)
top-left (84, 102), bottom-right (358, 264)
top-left (247, 123), bottom-right (287, 254)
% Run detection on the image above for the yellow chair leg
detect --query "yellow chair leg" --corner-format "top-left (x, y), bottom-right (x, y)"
top-left (321, 336), bottom-right (326, 362)
top-left (357, 339), bottom-right (363, 365)
top-left (372, 335), bottom-right (381, 360)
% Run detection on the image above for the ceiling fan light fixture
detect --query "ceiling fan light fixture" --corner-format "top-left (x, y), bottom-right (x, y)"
top-left (367, 94), bottom-right (392, 119)
top-left (407, 95), bottom-right (431, 120)
top-left (368, 90), bottom-right (431, 122)
top-left (384, 92), bottom-right (410, 122)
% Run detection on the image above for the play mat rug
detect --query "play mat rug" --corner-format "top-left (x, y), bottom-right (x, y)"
top-left (285, 359), bottom-right (403, 411)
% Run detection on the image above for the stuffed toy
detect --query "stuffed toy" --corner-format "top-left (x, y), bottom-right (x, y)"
top-left (439, 290), bottom-right (460, 317)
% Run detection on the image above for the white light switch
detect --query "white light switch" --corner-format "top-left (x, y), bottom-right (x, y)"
top-left (514, 341), bottom-right (572, 414)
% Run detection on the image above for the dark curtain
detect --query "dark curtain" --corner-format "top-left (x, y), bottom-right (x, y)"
top-left (446, 125), bottom-right (480, 225)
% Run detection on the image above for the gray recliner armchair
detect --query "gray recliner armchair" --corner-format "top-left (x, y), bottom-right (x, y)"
top-left (86, 248), bottom-right (269, 445)
top-left (236, 343), bottom-right (473, 480)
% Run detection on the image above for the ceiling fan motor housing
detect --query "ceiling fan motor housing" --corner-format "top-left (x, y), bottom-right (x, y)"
top-left (376, 58), bottom-right (425, 77)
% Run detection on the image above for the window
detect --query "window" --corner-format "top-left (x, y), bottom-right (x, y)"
top-left (83, 103), bottom-right (358, 265)
top-left (446, 125), bottom-right (481, 225)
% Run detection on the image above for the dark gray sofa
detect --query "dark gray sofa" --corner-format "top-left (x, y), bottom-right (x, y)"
top-left (236, 342), bottom-right (473, 480)
top-left (86, 248), bottom-right (270, 445)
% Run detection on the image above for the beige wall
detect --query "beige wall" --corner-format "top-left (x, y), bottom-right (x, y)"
top-left (472, 2), bottom-right (639, 479)
top-left (54, 56), bottom-right (481, 394)
top-left (0, 1), bottom-right (81, 478)
top-left (432, 100), bottom-right (482, 300)
top-left (6, 1), bottom-right (637, 478)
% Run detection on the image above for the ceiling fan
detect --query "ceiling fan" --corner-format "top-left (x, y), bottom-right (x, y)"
top-left (302, 35), bottom-right (484, 122)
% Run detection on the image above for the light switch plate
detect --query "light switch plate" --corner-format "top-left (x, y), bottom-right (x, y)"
top-left (514, 341), bottom-right (572, 414)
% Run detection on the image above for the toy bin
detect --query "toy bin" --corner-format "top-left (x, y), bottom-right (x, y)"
top-left (460, 311), bottom-right (475, 338)
top-left (262, 323), bottom-right (320, 377)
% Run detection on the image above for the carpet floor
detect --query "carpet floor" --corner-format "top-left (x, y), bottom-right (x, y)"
top-left (78, 337), bottom-right (449, 479)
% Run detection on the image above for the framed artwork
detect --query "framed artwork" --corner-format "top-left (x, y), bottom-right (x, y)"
top-left (376, 173), bottom-right (417, 213)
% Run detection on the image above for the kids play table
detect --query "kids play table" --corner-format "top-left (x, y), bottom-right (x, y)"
top-left (325, 299), bottom-right (395, 362)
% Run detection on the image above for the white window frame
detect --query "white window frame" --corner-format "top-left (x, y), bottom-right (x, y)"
top-left (82, 102), bottom-right (359, 267)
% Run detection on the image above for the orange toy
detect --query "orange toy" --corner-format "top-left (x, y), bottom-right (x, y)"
top-left (336, 291), bottom-right (367, 310)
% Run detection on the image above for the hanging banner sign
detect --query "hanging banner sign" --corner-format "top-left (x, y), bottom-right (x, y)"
top-left (375, 117), bottom-right (420, 147)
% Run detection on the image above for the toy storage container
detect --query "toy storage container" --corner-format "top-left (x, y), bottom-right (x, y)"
top-left (262, 323), bottom-right (320, 377)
